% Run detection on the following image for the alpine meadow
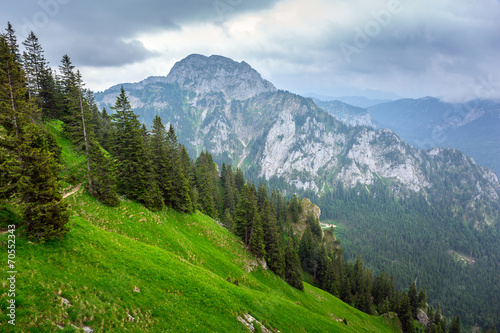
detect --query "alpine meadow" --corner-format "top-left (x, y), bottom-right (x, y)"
top-left (1, 3), bottom-right (500, 332)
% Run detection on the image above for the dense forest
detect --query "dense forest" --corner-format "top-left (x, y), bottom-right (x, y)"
top-left (1, 23), bottom-right (498, 333)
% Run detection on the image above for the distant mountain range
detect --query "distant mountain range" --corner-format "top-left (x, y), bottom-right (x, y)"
top-left (367, 97), bottom-right (500, 178)
top-left (306, 93), bottom-right (392, 108)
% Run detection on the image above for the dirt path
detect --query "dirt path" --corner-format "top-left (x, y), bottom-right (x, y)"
top-left (63, 183), bottom-right (83, 199)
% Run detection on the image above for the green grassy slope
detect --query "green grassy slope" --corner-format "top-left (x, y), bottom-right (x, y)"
top-left (0, 121), bottom-right (400, 332)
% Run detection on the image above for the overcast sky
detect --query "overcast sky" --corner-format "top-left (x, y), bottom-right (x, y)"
top-left (2, 0), bottom-right (500, 101)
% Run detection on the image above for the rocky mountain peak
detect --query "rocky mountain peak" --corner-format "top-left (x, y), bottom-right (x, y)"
top-left (165, 54), bottom-right (277, 100)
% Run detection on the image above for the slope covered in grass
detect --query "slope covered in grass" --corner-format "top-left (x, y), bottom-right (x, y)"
top-left (0, 121), bottom-right (400, 332)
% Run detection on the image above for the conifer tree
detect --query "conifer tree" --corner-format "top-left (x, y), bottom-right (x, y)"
top-left (39, 67), bottom-right (61, 119)
top-left (196, 164), bottom-right (216, 217)
top-left (235, 167), bottom-right (245, 193)
top-left (0, 34), bottom-right (69, 240)
top-left (110, 86), bottom-right (162, 210)
top-left (222, 165), bottom-right (237, 217)
top-left (150, 115), bottom-right (169, 197)
top-left (235, 184), bottom-right (258, 246)
top-left (56, 58), bottom-right (118, 205)
top-left (288, 195), bottom-right (301, 224)
top-left (418, 287), bottom-right (427, 309)
top-left (448, 315), bottom-right (461, 333)
top-left (261, 199), bottom-right (284, 277)
top-left (398, 293), bottom-right (416, 333)
top-left (284, 236), bottom-right (304, 291)
top-left (4, 23), bottom-right (21, 63)
top-left (22, 31), bottom-right (47, 104)
top-left (408, 281), bottom-right (419, 318)
top-left (299, 226), bottom-right (314, 273)
top-left (98, 108), bottom-right (113, 151)
top-left (249, 213), bottom-right (265, 258)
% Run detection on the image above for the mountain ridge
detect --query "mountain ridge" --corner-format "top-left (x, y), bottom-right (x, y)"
top-left (94, 54), bottom-right (500, 224)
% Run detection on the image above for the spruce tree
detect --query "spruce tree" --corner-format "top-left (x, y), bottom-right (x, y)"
top-left (234, 184), bottom-right (258, 246)
top-left (110, 86), bottom-right (162, 210)
top-left (408, 281), bottom-right (419, 318)
top-left (249, 213), bottom-right (265, 258)
top-left (98, 108), bottom-right (113, 151)
top-left (448, 315), bottom-right (461, 333)
top-left (398, 293), bottom-right (416, 333)
top-left (298, 226), bottom-right (313, 273)
top-left (4, 23), bottom-right (21, 63)
top-left (22, 31), bottom-right (47, 104)
top-left (418, 287), bottom-right (427, 309)
top-left (284, 236), bottom-right (304, 291)
top-left (288, 195), bottom-right (301, 224)
top-left (196, 164), bottom-right (216, 217)
top-left (0, 34), bottom-right (69, 240)
top-left (261, 199), bottom-right (284, 277)
top-left (20, 123), bottom-right (70, 240)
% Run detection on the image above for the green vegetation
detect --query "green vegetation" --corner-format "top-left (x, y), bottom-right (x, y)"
top-left (0, 128), bottom-right (400, 331)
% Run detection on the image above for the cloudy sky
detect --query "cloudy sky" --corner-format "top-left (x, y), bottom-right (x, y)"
top-left (2, 0), bottom-right (500, 101)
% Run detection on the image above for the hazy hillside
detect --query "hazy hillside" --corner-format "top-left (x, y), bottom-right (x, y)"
top-left (369, 97), bottom-right (500, 178)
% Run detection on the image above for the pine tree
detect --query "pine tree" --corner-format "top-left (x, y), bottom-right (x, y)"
top-left (398, 293), bottom-right (416, 333)
top-left (110, 86), bottom-right (162, 210)
top-left (448, 315), bottom-right (461, 333)
top-left (305, 212), bottom-right (322, 240)
top-left (235, 167), bottom-right (245, 193)
top-left (0, 34), bottom-right (69, 240)
top-left (150, 116), bottom-right (169, 198)
top-left (5, 23), bottom-right (21, 63)
top-left (418, 287), bottom-right (427, 309)
top-left (234, 184), bottom-right (258, 246)
top-left (298, 226), bottom-right (314, 273)
top-left (261, 199), bottom-right (284, 277)
top-left (249, 213), bottom-right (265, 258)
top-left (408, 281), bottom-right (419, 318)
top-left (22, 31), bottom-right (47, 105)
top-left (56, 59), bottom-right (118, 205)
top-left (39, 67), bottom-right (61, 119)
top-left (20, 123), bottom-right (70, 240)
top-left (284, 236), bottom-right (304, 291)
top-left (58, 54), bottom-right (75, 118)
top-left (288, 195), bottom-right (301, 224)
top-left (196, 164), bottom-right (216, 217)
top-left (353, 254), bottom-right (364, 295)
top-left (98, 108), bottom-right (113, 151)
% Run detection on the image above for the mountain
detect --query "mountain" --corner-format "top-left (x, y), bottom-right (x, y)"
top-left (312, 99), bottom-right (375, 127)
top-left (95, 54), bottom-right (500, 328)
top-left (95, 56), bottom-right (499, 224)
top-left (333, 96), bottom-right (391, 108)
top-left (305, 93), bottom-right (392, 108)
top-left (368, 97), bottom-right (500, 178)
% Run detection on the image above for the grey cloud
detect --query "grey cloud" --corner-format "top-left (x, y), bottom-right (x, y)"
top-left (68, 37), bottom-right (160, 67)
top-left (1, 0), bottom-right (282, 67)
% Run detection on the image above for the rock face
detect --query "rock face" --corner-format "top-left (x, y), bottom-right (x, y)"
top-left (417, 309), bottom-right (430, 327)
top-left (94, 54), bottom-right (500, 226)
top-left (165, 54), bottom-right (277, 100)
top-left (314, 99), bottom-right (375, 127)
